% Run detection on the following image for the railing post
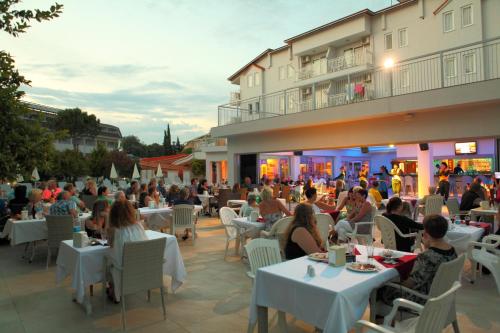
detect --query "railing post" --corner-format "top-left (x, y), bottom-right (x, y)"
top-left (347, 74), bottom-right (351, 103)
top-left (439, 51), bottom-right (444, 88)
top-left (284, 90), bottom-right (288, 115)
top-left (311, 83), bottom-right (316, 110)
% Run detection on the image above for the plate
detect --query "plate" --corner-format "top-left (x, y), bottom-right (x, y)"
top-left (380, 250), bottom-right (403, 260)
top-left (346, 262), bottom-right (379, 273)
top-left (308, 252), bottom-right (328, 262)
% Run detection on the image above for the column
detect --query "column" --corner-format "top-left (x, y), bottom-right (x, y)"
top-left (417, 144), bottom-right (434, 197)
top-left (227, 151), bottom-right (237, 186)
top-left (216, 162), bottom-right (222, 185)
top-left (333, 155), bottom-right (343, 179)
top-left (206, 160), bottom-right (213, 185)
top-left (290, 156), bottom-right (300, 181)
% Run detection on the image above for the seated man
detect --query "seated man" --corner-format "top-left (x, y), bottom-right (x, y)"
top-left (49, 191), bottom-right (78, 218)
top-left (64, 183), bottom-right (86, 211)
top-left (42, 180), bottom-right (61, 203)
top-left (377, 214), bottom-right (457, 307)
top-left (241, 195), bottom-right (259, 218)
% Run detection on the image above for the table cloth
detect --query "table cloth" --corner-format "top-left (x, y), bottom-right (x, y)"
top-left (1, 213), bottom-right (91, 246)
top-left (445, 224), bottom-right (484, 253)
top-left (250, 246), bottom-right (408, 333)
top-left (56, 230), bottom-right (186, 313)
top-left (470, 207), bottom-right (498, 233)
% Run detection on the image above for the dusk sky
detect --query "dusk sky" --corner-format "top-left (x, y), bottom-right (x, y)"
top-left (3, 0), bottom-right (392, 144)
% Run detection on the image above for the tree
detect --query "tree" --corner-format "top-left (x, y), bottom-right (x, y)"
top-left (52, 150), bottom-right (88, 181)
top-left (163, 124), bottom-right (173, 155)
top-left (191, 159), bottom-right (206, 177)
top-left (54, 108), bottom-right (100, 152)
top-left (146, 143), bottom-right (164, 157)
top-left (87, 143), bottom-right (110, 177)
top-left (121, 135), bottom-right (146, 157)
top-left (106, 150), bottom-right (135, 178)
top-left (175, 136), bottom-right (182, 153)
top-left (0, 0), bottom-right (63, 180)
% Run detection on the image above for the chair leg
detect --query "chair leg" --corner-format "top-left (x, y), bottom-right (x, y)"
top-left (192, 226), bottom-right (196, 246)
top-left (471, 260), bottom-right (477, 284)
top-left (46, 248), bottom-right (51, 270)
top-left (277, 311), bottom-right (287, 333)
top-left (90, 285), bottom-right (94, 296)
top-left (147, 290), bottom-right (151, 302)
top-left (452, 320), bottom-right (460, 333)
top-left (160, 287), bottom-right (166, 319)
top-left (29, 241), bottom-right (37, 263)
top-left (121, 295), bottom-right (126, 331)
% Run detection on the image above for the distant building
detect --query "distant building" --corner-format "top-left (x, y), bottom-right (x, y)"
top-left (24, 101), bottom-right (122, 154)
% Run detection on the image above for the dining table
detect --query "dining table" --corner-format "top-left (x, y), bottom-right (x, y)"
top-left (55, 230), bottom-right (186, 315)
top-left (470, 207), bottom-right (498, 232)
top-left (139, 205), bottom-right (202, 231)
top-left (249, 245), bottom-right (416, 333)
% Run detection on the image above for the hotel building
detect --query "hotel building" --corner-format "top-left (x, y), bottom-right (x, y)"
top-left (210, 0), bottom-right (500, 196)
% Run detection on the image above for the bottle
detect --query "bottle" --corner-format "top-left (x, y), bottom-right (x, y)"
top-left (73, 217), bottom-right (81, 233)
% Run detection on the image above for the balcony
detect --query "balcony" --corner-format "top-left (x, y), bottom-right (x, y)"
top-left (193, 138), bottom-right (227, 155)
top-left (297, 48), bottom-right (373, 82)
top-left (216, 38), bottom-right (500, 128)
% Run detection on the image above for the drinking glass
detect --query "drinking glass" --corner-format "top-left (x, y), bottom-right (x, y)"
top-left (464, 215), bottom-right (471, 226)
top-left (366, 245), bottom-right (374, 263)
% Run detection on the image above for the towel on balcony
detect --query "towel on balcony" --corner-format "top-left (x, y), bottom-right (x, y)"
top-left (354, 83), bottom-right (365, 97)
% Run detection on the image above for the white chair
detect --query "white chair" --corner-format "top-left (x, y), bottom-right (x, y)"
top-left (445, 198), bottom-right (469, 217)
top-left (359, 282), bottom-right (461, 333)
top-left (315, 213), bottom-right (333, 247)
top-left (219, 207), bottom-right (240, 258)
top-left (145, 213), bottom-right (170, 232)
top-left (424, 195), bottom-right (443, 216)
top-left (106, 238), bottom-right (167, 331)
top-left (245, 238), bottom-right (287, 333)
top-left (171, 204), bottom-right (196, 245)
top-left (102, 179), bottom-right (112, 188)
top-left (58, 181), bottom-right (67, 189)
top-left (346, 206), bottom-right (377, 245)
top-left (370, 255), bottom-right (465, 333)
top-left (403, 175), bottom-right (414, 196)
top-left (118, 180), bottom-right (128, 190)
top-left (375, 215), bottom-right (419, 252)
top-left (260, 216), bottom-right (293, 253)
top-left (467, 234), bottom-right (500, 295)
top-left (46, 215), bottom-right (73, 269)
top-left (75, 181), bottom-right (85, 192)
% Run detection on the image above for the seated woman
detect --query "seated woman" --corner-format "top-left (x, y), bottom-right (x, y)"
top-left (144, 186), bottom-right (159, 208)
top-left (382, 197), bottom-right (423, 252)
top-left (97, 186), bottom-right (113, 205)
top-left (378, 214), bottom-right (457, 306)
top-left (106, 200), bottom-right (148, 301)
top-left (8, 185), bottom-right (30, 218)
top-left (241, 195), bottom-right (259, 218)
top-left (82, 179), bottom-right (97, 196)
top-left (138, 183), bottom-right (148, 208)
top-left (284, 203), bottom-right (324, 260)
top-left (26, 189), bottom-right (43, 219)
top-left (304, 187), bottom-right (335, 214)
top-left (258, 187), bottom-right (291, 231)
top-left (85, 199), bottom-right (110, 238)
top-left (335, 187), bottom-right (357, 222)
top-left (167, 184), bottom-right (180, 205)
top-left (334, 189), bottom-right (373, 242)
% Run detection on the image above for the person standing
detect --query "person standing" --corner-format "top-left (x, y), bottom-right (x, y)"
top-left (390, 163), bottom-right (402, 196)
top-left (334, 166), bottom-right (347, 181)
top-left (437, 162), bottom-right (450, 200)
top-left (358, 164), bottom-right (369, 184)
top-left (378, 166), bottom-right (390, 199)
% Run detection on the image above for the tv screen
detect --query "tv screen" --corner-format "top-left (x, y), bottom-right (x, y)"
top-left (455, 142), bottom-right (477, 155)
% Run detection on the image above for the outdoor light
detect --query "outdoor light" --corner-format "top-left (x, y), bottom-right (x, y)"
top-left (389, 144), bottom-right (395, 148)
top-left (384, 58), bottom-right (394, 68)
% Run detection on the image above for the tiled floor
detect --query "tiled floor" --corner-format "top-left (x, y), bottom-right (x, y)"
top-left (0, 217), bottom-right (498, 332)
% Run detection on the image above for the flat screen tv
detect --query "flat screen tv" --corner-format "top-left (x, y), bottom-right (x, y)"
top-left (455, 142), bottom-right (477, 155)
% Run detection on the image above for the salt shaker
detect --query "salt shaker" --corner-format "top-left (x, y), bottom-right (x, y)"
top-left (307, 264), bottom-right (316, 277)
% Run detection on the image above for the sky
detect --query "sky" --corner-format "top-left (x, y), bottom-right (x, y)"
top-left (2, 0), bottom-right (392, 144)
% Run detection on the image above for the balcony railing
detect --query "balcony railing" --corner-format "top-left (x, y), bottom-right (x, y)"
top-left (297, 48), bottom-right (373, 80)
top-left (218, 37), bottom-right (500, 126)
top-left (193, 138), bottom-right (227, 152)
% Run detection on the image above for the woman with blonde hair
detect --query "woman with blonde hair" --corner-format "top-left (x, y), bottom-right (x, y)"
top-left (85, 200), bottom-right (110, 238)
top-left (258, 187), bottom-right (291, 230)
top-left (26, 188), bottom-right (43, 218)
top-left (82, 179), bottom-right (97, 196)
top-left (284, 203), bottom-right (323, 260)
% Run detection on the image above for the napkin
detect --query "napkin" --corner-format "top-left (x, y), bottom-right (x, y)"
top-left (374, 254), bottom-right (417, 280)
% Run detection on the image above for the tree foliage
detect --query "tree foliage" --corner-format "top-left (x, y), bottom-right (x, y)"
top-left (191, 159), bottom-right (206, 177)
top-left (0, 0), bottom-right (63, 180)
top-left (54, 108), bottom-right (100, 151)
top-left (51, 150), bottom-right (88, 181)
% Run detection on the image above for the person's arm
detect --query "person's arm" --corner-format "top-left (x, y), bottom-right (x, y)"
top-left (277, 200), bottom-right (291, 216)
top-left (403, 216), bottom-right (424, 230)
top-left (336, 197), bottom-right (348, 211)
top-left (349, 202), bottom-right (371, 223)
top-left (291, 227), bottom-right (322, 254)
top-left (315, 200), bottom-right (335, 210)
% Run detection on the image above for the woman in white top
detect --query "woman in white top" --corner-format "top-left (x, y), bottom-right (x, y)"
top-left (335, 188), bottom-right (374, 242)
top-left (107, 200), bottom-right (148, 301)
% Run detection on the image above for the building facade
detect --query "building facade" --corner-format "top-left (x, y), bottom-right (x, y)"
top-left (25, 102), bottom-right (122, 154)
top-left (211, 0), bottom-right (500, 195)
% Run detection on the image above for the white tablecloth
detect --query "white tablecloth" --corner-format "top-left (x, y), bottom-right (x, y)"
top-left (139, 205), bottom-right (202, 217)
top-left (445, 224), bottom-right (484, 253)
top-left (249, 246), bottom-right (403, 333)
top-left (233, 217), bottom-right (266, 231)
top-left (1, 213), bottom-right (91, 246)
top-left (56, 230), bottom-right (186, 305)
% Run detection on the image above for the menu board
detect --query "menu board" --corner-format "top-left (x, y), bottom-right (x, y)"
top-left (455, 142), bottom-right (477, 155)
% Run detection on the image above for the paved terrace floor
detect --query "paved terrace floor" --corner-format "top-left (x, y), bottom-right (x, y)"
top-left (0, 217), bottom-right (498, 333)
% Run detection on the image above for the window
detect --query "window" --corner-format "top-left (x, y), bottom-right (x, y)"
top-left (247, 74), bottom-right (253, 87)
top-left (463, 53), bottom-right (476, 74)
top-left (255, 101), bottom-right (260, 112)
top-left (287, 64), bottom-right (294, 78)
top-left (279, 66), bottom-right (285, 80)
top-left (279, 95), bottom-right (285, 112)
top-left (384, 33), bottom-right (393, 50)
top-left (444, 56), bottom-right (457, 78)
top-left (248, 104), bottom-right (253, 111)
top-left (400, 69), bottom-right (410, 88)
top-left (254, 72), bottom-right (260, 86)
top-left (398, 28), bottom-right (408, 48)
top-left (443, 11), bottom-right (454, 32)
top-left (461, 5), bottom-right (473, 27)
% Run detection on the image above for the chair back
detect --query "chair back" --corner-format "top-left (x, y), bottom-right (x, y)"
top-left (46, 215), bottom-right (73, 249)
top-left (172, 204), bottom-right (194, 227)
top-left (220, 207), bottom-right (239, 239)
top-left (415, 282), bottom-right (461, 333)
top-left (18, 183), bottom-right (33, 195)
top-left (428, 254), bottom-right (465, 298)
top-left (337, 191), bottom-right (348, 205)
top-left (281, 186), bottom-right (291, 202)
top-left (445, 198), bottom-right (460, 216)
top-left (245, 238), bottom-right (282, 278)
top-left (118, 180), bottom-right (128, 190)
top-left (217, 189), bottom-right (232, 209)
top-left (239, 188), bottom-right (248, 200)
top-left (81, 194), bottom-right (98, 210)
top-left (75, 181), bottom-right (84, 192)
top-left (315, 213), bottom-right (333, 247)
top-left (375, 215), bottom-right (398, 250)
top-left (266, 216), bottom-right (293, 251)
top-left (121, 238), bottom-right (166, 295)
top-left (58, 181), bottom-right (67, 190)
top-left (272, 185), bottom-right (281, 199)
top-left (424, 195), bottom-right (443, 216)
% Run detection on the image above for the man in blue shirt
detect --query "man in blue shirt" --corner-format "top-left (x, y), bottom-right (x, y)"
top-left (49, 191), bottom-right (78, 218)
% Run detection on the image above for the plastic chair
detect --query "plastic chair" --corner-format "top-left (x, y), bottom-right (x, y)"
top-left (346, 206), bottom-right (377, 245)
top-left (424, 195), bottom-right (443, 216)
top-left (315, 213), bottom-right (333, 247)
top-left (244, 238), bottom-right (287, 333)
top-left (375, 215), bottom-right (419, 252)
top-left (446, 198), bottom-right (469, 217)
top-left (81, 194), bottom-right (98, 210)
top-left (371, 255), bottom-right (465, 333)
top-left (75, 181), bottom-right (85, 192)
top-left (467, 234), bottom-right (500, 295)
top-left (219, 207), bottom-right (239, 258)
top-left (404, 175), bottom-right (414, 196)
top-left (336, 190), bottom-right (348, 206)
top-left (45, 215), bottom-right (73, 269)
top-left (58, 181), bottom-right (67, 189)
top-left (171, 204), bottom-right (195, 244)
top-left (359, 282), bottom-right (461, 333)
top-left (260, 216), bottom-right (293, 253)
top-left (107, 238), bottom-right (167, 331)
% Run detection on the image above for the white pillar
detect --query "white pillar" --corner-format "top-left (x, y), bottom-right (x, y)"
top-left (216, 162), bottom-right (222, 185)
top-left (333, 155), bottom-right (343, 178)
top-left (206, 160), bottom-right (213, 185)
top-left (417, 144), bottom-right (434, 197)
top-left (290, 156), bottom-right (300, 181)
top-left (227, 152), bottom-right (237, 186)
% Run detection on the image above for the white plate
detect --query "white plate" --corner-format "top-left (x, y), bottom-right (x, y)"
top-left (380, 251), bottom-right (403, 260)
top-left (346, 262), bottom-right (379, 273)
top-left (308, 252), bottom-right (328, 262)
